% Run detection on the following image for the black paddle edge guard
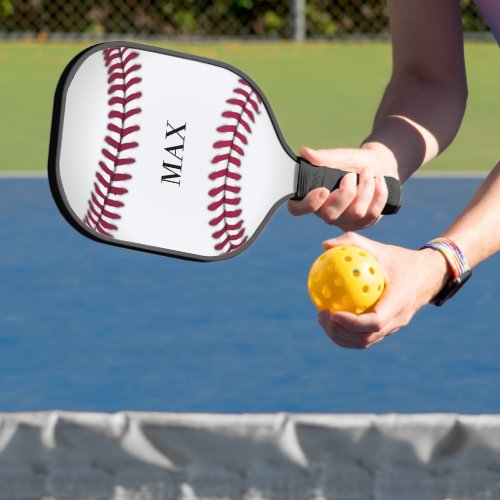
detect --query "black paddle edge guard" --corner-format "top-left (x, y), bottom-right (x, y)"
top-left (293, 158), bottom-right (402, 215)
top-left (48, 41), bottom-right (297, 262)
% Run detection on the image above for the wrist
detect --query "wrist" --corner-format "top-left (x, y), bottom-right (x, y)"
top-left (420, 238), bottom-right (472, 306)
top-left (418, 248), bottom-right (453, 303)
top-left (361, 141), bottom-right (399, 178)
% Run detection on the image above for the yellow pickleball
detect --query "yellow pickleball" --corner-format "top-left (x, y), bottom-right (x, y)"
top-left (308, 245), bottom-right (385, 314)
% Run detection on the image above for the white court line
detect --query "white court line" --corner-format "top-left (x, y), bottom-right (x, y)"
top-left (414, 170), bottom-right (487, 178)
top-left (0, 171), bottom-right (47, 178)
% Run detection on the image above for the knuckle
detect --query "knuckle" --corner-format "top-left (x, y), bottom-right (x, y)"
top-left (325, 215), bottom-right (340, 225)
top-left (364, 333), bottom-right (382, 348)
top-left (360, 171), bottom-right (373, 187)
top-left (366, 205), bottom-right (382, 220)
top-left (371, 319), bottom-right (385, 333)
top-left (343, 182), bottom-right (357, 198)
top-left (319, 208), bottom-right (341, 225)
top-left (361, 216), bottom-right (379, 230)
top-left (350, 205), bottom-right (367, 220)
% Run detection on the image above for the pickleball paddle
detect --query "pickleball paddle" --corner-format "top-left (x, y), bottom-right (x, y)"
top-left (48, 41), bottom-right (401, 262)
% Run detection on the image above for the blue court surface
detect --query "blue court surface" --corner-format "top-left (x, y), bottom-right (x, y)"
top-left (0, 176), bottom-right (498, 413)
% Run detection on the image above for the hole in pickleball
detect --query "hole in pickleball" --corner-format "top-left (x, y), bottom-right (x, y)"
top-left (369, 267), bottom-right (376, 275)
top-left (352, 269), bottom-right (360, 277)
top-left (334, 277), bottom-right (344, 287)
top-left (313, 271), bottom-right (321, 282)
top-left (362, 285), bottom-right (369, 293)
top-left (344, 256), bottom-right (352, 262)
top-left (322, 286), bottom-right (332, 299)
top-left (378, 284), bottom-right (382, 291)
top-left (342, 295), bottom-right (351, 304)
top-left (359, 251), bottom-right (367, 257)
top-left (313, 294), bottom-right (322, 307)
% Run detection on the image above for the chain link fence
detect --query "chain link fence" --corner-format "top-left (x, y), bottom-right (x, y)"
top-left (0, 0), bottom-right (491, 40)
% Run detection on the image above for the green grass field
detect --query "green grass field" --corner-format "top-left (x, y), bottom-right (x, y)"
top-left (0, 40), bottom-right (497, 173)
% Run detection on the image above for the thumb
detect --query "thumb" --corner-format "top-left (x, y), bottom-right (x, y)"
top-left (299, 147), bottom-right (367, 171)
top-left (322, 231), bottom-right (369, 250)
top-left (299, 146), bottom-right (323, 165)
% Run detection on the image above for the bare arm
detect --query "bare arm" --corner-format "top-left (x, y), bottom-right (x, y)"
top-left (364, 0), bottom-right (468, 181)
top-left (289, 0), bottom-right (468, 227)
top-left (441, 162), bottom-right (500, 267)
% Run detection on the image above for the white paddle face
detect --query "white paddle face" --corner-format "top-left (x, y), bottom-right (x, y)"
top-left (51, 42), bottom-right (297, 261)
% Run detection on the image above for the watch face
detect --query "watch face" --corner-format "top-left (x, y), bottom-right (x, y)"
top-left (432, 269), bottom-right (472, 306)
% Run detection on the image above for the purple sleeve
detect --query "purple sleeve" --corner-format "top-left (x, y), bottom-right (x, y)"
top-left (473, 0), bottom-right (500, 45)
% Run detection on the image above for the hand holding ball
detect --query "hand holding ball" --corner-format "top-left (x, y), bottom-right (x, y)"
top-left (308, 245), bottom-right (385, 314)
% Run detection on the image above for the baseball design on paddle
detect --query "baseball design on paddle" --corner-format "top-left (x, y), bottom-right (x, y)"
top-left (208, 78), bottom-right (264, 254)
top-left (82, 46), bottom-right (142, 238)
top-left (49, 41), bottom-right (402, 262)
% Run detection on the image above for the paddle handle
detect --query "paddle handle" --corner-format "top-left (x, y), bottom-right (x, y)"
top-left (293, 157), bottom-right (402, 215)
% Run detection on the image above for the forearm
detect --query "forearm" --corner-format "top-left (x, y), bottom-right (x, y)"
top-left (418, 162), bottom-right (500, 303)
top-left (363, 73), bottom-right (467, 182)
top-left (441, 162), bottom-right (500, 267)
top-left (361, 0), bottom-right (467, 183)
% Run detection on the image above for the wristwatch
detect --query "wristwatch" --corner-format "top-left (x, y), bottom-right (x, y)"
top-left (421, 238), bottom-right (472, 306)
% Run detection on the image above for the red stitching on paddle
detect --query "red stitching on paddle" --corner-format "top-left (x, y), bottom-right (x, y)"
top-left (209, 209), bottom-right (242, 227)
top-left (83, 47), bottom-right (142, 238)
top-left (208, 78), bottom-right (263, 254)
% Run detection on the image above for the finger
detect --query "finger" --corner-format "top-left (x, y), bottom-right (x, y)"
top-left (322, 231), bottom-right (370, 251)
top-left (319, 308), bottom-right (393, 349)
top-left (332, 293), bottom-right (402, 339)
top-left (330, 336), bottom-right (365, 349)
top-left (364, 335), bottom-right (386, 348)
top-left (330, 311), bottom-right (385, 335)
top-left (288, 188), bottom-right (330, 216)
top-left (298, 146), bottom-right (323, 165)
top-left (343, 165), bottom-right (376, 221)
top-left (328, 326), bottom-right (381, 349)
top-left (330, 315), bottom-right (391, 349)
top-left (326, 170), bottom-right (391, 231)
top-left (364, 174), bottom-right (389, 223)
top-left (348, 174), bottom-right (389, 229)
top-left (321, 323), bottom-right (365, 349)
top-left (315, 172), bottom-right (357, 224)
top-left (319, 311), bottom-right (373, 349)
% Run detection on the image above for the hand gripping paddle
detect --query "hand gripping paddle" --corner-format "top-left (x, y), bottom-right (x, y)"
top-left (48, 41), bottom-right (402, 262)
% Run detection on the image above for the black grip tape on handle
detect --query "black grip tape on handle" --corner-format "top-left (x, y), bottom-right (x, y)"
top-left (293, 158), bottom-right (402, 215)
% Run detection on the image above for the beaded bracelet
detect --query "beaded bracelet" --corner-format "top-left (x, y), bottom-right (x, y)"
top-left (421, 238), bottom-right (470, 278)
top-left (421, 238), bottom-right (472, 306)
